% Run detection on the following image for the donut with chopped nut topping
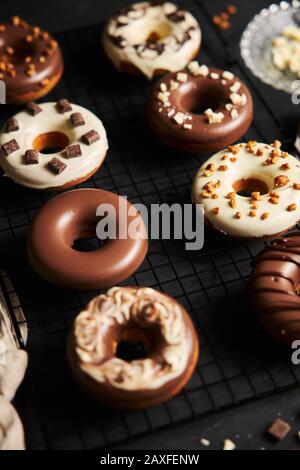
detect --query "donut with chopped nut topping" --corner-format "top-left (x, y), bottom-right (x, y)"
top-left (192, 141), bottom-right (300, 239)
top-left (147, 63), bottom-right (253, 152)
top-left (0, 16), bottom-right (63, 104)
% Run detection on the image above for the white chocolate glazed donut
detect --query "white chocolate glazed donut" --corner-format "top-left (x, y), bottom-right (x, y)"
top-left (192, 141), bottom-right (300, 239)
top-left (102, 2), bottom-right (201, 80)
top-left (0, 101), bottom-right (108, 190)
top-left (67, 287), bottom-right (199, 409)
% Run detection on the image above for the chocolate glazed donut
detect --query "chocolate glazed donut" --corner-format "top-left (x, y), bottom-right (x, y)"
top-left (27, 189), bottom-right (148, 290)
top-left (147, 66), bottom-right (253, 153)
top-left (0, 16), bottom-right (64, 104)
top-left (249, 232), bottom-right (300, 343)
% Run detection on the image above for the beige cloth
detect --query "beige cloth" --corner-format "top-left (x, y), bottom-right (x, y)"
top-left (0, 291), bottom-right (28, 450)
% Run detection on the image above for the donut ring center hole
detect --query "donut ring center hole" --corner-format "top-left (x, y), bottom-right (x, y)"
top-left (134, 21), bottom-right (172, 44)
top-left (179, 82), bottom-right (226, 115)
top-left (233, 178), bottom-right (269, 197)
top-left (72, 227), bottom-right (106, 252)
top-left (33, 132), bottom-right (69, 155)
top-left (115, 327), bottom-right (152, 361)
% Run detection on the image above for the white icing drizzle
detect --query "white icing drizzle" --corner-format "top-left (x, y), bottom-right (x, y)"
top-left (102, 2), bottom-right (201, 79)
top-left (73, 287), bottom-right (192, 391)
top-left (192, 142), bottom-right (300, 238)
top-left (0, 102), bottom-right (108, 189)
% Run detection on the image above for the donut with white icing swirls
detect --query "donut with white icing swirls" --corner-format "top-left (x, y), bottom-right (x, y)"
top-left (0, 100), bottom-right (108, 190)
top-left (102, 2), bottom-right (201, 79)
top-left (192, 140), bottom-right (300, 239)
top-left (67, 287), bottom-right (199, 409)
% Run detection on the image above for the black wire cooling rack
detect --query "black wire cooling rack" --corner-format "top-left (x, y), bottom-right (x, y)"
top-left (0, 0), bottom-right (300, 450)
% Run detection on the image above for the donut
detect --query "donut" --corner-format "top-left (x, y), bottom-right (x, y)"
top-left (147, 63), bottom-right (253, 152)
top-left (27, 189), bottom-right (148, 290)
top-left (0, 16), bottom-right (63, 104)
top-left (249, 232), bottom-right (300, 344)
top-left (192, 140), bottom-right (300, 239)
top-left (102, 2), bottom-right (201, 79)
top-left (0, 100), bottom-right (108, 190)
top-left (67, 286), bottom-right (199, 409)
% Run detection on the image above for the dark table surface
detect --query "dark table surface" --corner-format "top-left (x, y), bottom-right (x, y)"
top-left (1, 0), bottom-right (300, 451)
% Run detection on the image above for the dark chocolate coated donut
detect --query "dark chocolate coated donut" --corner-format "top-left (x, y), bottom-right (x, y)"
top-left (147, 66), bottom-right (253, 153)
top-left (0, 16), bottom-right (63, 104)
top-left (27, 189), bottom-right (148, 290)
top-left (249, 231), bottom-right (300, 343)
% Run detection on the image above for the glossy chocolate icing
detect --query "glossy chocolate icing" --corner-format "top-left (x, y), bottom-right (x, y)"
top-left (0, 17), bottom-right (63, 102)
top-left (147, 67), bottom-right (253, 152)
top-left (249, 231), bottom-right (300, 343)
top-left (27, 189), bottom-right (148, 290)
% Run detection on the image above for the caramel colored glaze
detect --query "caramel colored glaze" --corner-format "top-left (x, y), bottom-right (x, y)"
top-left (0, 18), bottom-right (64, 104)
top-left (249, 231), bottom-right (300, 343)
top-left (67, 291), bottom-right (199, 409)
top-left (27, 189), bottom-right (148, 290)
top-left (147, 67), bottom-right (253, 153)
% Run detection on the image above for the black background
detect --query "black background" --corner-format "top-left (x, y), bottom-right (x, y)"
top-left (1, 0), bottom-right (300, 451)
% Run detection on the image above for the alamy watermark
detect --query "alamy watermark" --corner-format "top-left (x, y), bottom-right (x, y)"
top-left (95, 197), bottom-right (204, 250)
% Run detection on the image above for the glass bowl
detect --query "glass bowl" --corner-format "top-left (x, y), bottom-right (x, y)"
top-left (240, 0), bottom-right (300, 93)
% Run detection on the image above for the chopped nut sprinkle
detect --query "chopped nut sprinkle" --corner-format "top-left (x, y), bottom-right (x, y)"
top-left (230, 157), bottom-right (237, 162)
top-left (272, 139), bottom-right (281, 148)
top-left (226, 192), bottom-right (235, 199)
top-left (256, 148), bottom-right (264, 156)
top-left (287, 203), bottom-right (297, 211)
top-left (248, 210), bottom-right (256, 217)
top-left (261, 212), bottom-right (270, 220)
top-left (274, 175), bottom-right (290, 187)
top-left (227, 145), bottom-right (239, 154)
top-left (212, 207), bottom-right (220, 214)
top-left (293, 183), bottom-right (300, 190)
top-left (251, 191), bottom-right (261, 201)
top-left (280, 163), bottom-right (290, 170)
top-left (229, 198), bottom-right (237, 208)
top-left (235, 212), bottom-right (242, 219)
top-left (269, 196), bottom-right (279, 204)
top-left (218, 165), bottom-right (228, 171)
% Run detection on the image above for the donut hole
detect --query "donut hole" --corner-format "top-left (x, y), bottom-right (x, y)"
top-left (72, 228), bottom-right (106, 252)
top-left (115, 327), bottom-right (153, 361)
top-left (33, 132), bottom-right (69, 155)
top-left (179, 83), bottom-right (226, 115)
top-left (233, 179), bottom-right (269, 197)
top-left (145, 21), bottom-right (171, 43)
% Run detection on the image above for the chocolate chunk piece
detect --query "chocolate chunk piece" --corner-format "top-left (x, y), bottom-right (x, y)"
top-left (70, 112), bottom-right (85, 127)
top-left (26, 101), bottom-right (42, 116)
top-left (81, 130), bottom-right (100, 145)
top-left (48, 157), bottom-right (67, 174)
top-left (109, 34), bottom-right (126, 48)
top-left (1, 139), bottom-right (19, 155)
top-left (65, 144), bottom-right (82, 158)
top-left (57, 98), bottom-right (72, 113)
top-left (25, 149), bottom-right (39, 164)
top-left (267, 418), bottom-right (291, 441)
top-left (6, 117), bottom-right (19, 132)
top-left (167, 11), bottom-right (186, 22)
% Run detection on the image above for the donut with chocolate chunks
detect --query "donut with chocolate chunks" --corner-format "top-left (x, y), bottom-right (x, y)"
top-left (0, 16), bottom-right (64, 104)
top-left (249, 232), bottom-right (300, 343)
top-left (147, 64), bottom-right (253, 153)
